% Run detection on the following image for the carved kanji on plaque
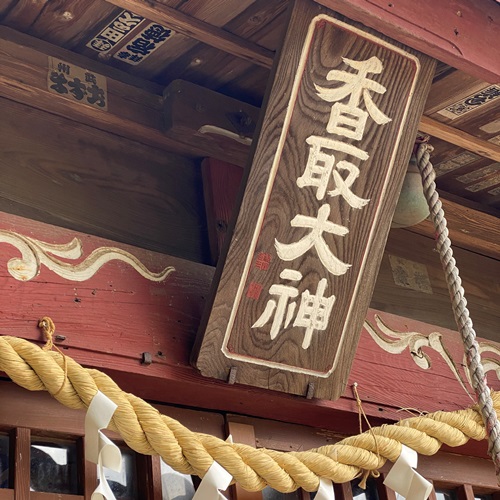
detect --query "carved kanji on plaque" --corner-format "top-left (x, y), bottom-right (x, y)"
top-left (194, 0), bottom-right (435, 400)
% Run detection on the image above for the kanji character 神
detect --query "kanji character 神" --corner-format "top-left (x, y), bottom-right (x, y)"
top-left (251, 269), bottom-right (302, 340)
top-left (297, 135), bottom-right (370, 208)
top-left (315, 56), bottom-right (391, 140)
top-left (275, 204), bottom-right (351, 276)
top-left (294, 278), bottom-right (335, 349)
top-left (57, 62), bottom-right (70, 75)
top-left (252, 271), bottom-right (336, 349)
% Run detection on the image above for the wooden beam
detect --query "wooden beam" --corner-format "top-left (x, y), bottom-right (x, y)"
top-left (314, 0), bottom-right (500, 83)
top-left (407, 197), bottom-right (500, 261)
top-left (104, 0), bottom-right (274, 69)
top-left (0, 27), bottom-right (253, 167)
top-left (419, 115), bottom-right (500, 162)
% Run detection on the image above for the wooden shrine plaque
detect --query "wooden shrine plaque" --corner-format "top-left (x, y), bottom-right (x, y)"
top-left (194, 0), bottom-right (436, 400)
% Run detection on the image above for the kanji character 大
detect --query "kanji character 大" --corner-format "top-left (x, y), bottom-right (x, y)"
top-left (275, 204), bottom-right (351, 276)
top-left (116, 51), bottom-right (131, 60)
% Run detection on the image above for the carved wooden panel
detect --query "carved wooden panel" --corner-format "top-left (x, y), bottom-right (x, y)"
top-left (195, 0), bottom-right (436, 400)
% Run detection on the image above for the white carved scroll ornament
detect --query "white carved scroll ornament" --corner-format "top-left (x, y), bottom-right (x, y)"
top-left (364, 315), bottom-right (500, 392)
top-left (0, 230), bottom-right (174, 282)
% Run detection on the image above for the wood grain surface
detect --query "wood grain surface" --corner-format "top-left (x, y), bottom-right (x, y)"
top-left (195, 0), bottom-right (436, 400)
top-left (0, 97), bottom-right (210, 262)
top-left (1, 212), bottom-right (500, 441)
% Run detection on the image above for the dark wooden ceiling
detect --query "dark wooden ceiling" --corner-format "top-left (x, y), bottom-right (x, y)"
top-left (1, 0), bottom-right (498, 213)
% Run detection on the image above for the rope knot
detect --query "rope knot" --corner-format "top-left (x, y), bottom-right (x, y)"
top-left (37, 317), bottom-right (67, 396)
top-left (39, 316), bottom-right (56, 351)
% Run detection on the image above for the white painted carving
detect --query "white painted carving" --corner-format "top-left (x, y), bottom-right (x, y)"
top-left (275, 204), bottom-right (351, 276)
top-left (0, 230), bottom-right (174, 282)
top-left (252, 269), bottom-right (335, 349)
top-left (365, 315), bottom-right (500, 392)
top-left (315, 56), bottom-right (392, 129)
top-left (221, 14), bottom-right (421, 379)
top-left (298, 136), bottom-right (370, 207)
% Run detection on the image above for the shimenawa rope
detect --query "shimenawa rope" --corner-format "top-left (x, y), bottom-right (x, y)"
top-left (0, 142), bottom-right (498, 492)
top-left (0, 321), bottom-right (494, 493)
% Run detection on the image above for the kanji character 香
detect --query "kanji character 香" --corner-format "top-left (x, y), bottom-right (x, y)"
top-left (315, 56), bottom-right (392, 140)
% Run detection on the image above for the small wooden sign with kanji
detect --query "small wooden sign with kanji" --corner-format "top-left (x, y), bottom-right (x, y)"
top-left (47, 57), bottom-right (107, 110)
top-left (194, 0), bottom-right (435, 400)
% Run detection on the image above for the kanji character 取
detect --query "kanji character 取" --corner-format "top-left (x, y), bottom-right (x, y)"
top-left (252, 269), bottom-right (303, 340)
top-left (49, 72), bottom-right (68, 94)
top-left (297, 135), bottom-right (369, 208)
top-left (275, 204), bottom-right (351, 276)
top-left (293, 278), bottom-right (336, 349)
top-left (68, 77), bottom-right (86, 100)
top-left (142, 24), bottom-right (172, 43)
top-left (315, 56), bottom-right (392, 140)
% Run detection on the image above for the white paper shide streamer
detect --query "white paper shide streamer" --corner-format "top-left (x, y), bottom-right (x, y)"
top-left (315, 478), bottom-right (335, 500)
top-left (384, 445), bottom-right (433, 500)
top-left (85, 391), bottom-right (123, 500)
top-left (192, 435), bottom-right (233, 499)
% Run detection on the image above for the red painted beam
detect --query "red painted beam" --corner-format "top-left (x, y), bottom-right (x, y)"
top-left (314, 0), bottom-right (500, 83)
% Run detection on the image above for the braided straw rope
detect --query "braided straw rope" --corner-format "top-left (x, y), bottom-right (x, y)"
top-left (0, 143), bottom-right (498, 492)
top-left (416, 140), bottom-right (500, 479)
top-left (0, 333), bottom-right (496, 493)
